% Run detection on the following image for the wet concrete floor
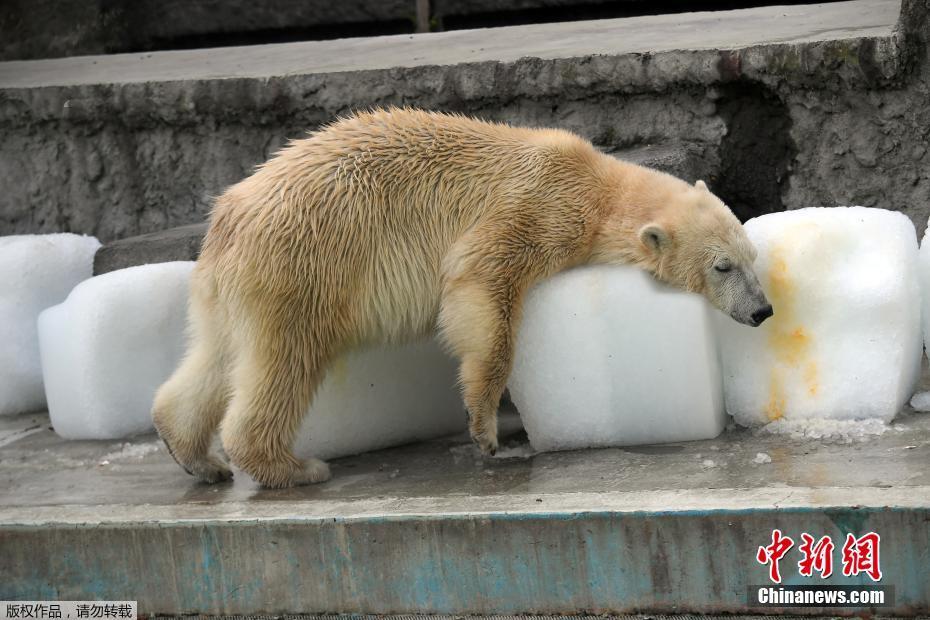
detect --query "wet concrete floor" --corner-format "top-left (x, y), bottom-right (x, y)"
top-left (2, 398), bottom-right (929, 516)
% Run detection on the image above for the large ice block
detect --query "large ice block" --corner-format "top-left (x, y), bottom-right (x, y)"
top-left (38, 262), bottom-right (195, 439)
top-left (0, 233), bottom-right (100, 415)
top-left (717, 206), bottom-right (921, 426)
top-left (293, 343), bottom-right (464, 461)
top-left (39, 260), bottom-right (465, 450)
top-left (508, 265), bottom-right (726, 452)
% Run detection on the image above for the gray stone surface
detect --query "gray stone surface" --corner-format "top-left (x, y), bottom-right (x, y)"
top-left (5, 402), bottom-right (930, 519)
top-left (93, 222), bottom-right (207, 274)
top-left (0, 2), bottom-right (901, 87)
top-left (0, 0), bottom-right (853, 62)
top-left (0, 0), bottom-right (926, 244)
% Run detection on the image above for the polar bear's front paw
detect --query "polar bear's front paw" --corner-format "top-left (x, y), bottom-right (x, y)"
top-left (245, 455), bottom-right (332, 488)
top-left (191, 455), bottom-right (233, 484)
top-left (296, 457), bottom-right (332, 484)
top-left (472, 429), bottom-right (498, 457)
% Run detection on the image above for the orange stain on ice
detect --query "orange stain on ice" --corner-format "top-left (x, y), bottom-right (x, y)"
top-left (764, 244), bottom-right (819, 420)
top-left (804, 361), bottom-right (819, 396)
top-left (766, 371), bottom-right (786, 420)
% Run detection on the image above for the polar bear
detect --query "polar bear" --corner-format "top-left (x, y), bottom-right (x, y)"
top-left (153, 108), bottom-right (772, 488)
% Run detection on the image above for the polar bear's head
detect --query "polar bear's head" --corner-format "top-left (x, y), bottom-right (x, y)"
top-left (635, 179), bottom-right (772, 327)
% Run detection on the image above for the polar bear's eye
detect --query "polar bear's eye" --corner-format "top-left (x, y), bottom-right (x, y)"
top-left (714, 263), bottom-right (732, 273)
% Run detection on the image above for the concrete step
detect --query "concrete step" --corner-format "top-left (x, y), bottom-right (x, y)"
top-left (2, 398), bottom-right (929, 615)
top-left (1, 0), bottom-right (922, 243)
top-left (3, 0), bottom-right (824, 62)
top-left (93, 222), bottom-right (207, 274)
top-left (89, 142), bottom-right (708, 274)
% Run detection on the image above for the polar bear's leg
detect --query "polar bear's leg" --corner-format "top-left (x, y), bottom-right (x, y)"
top-left (219, 317), bottom-right (331, 489)
top-left (439, 278), bottom-right (523, 456)
top-left (153, 274), bottom-right (233, 484)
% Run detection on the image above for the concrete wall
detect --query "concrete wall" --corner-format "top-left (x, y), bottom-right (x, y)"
top-left (0, 1), bottom-right (927, 243)
top-left (1, 0), bottom-right (827, 61)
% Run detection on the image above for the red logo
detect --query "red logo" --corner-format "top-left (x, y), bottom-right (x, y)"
top-left (798, 533), bottom-right (835, 578)
top-left (757, 530), bottom-right (881, 583)
top-left (756, 529), bottom-right (795, 584)
top-left (841, 532), bottom-right (882, 582)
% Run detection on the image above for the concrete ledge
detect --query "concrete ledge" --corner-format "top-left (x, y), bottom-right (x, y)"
top-left (0, 0), bottom-right (903, 89)
top-left (1, 0), bottom-right (716, 63)
top-left (2, 404), bottom-right (929, 615)
top-left (0, 0), bottom-right (905, 124)
top-left (4, 484), bottom-right (930, 526)
top-left (93, 222), bottom-right (207, 274)
top-left (3, 496), bottom-right (927, 615)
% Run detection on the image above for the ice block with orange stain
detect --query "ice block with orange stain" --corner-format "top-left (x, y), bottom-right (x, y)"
top-left (716, 207), bottom-right (920, 426)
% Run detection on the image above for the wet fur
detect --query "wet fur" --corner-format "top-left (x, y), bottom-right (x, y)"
top-left (152, 108), bottom-right (758, 488)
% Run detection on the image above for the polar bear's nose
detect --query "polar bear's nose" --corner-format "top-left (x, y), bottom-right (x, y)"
top-left (751, 304), bottom-right (774, 325)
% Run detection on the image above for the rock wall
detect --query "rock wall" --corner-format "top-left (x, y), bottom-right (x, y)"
top-left (0, 2), bottom-right (926, 242)
top-left (784, 1), bottom-right (930, 235)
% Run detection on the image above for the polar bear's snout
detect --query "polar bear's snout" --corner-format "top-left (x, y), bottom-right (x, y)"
top-left (750, 303), bottom-right (774, 326)
top-left (720, 265), bottom-right (773, 328)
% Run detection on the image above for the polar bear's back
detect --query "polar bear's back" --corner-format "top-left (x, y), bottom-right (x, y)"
top-left (197, 108), bottom-right (602, 342)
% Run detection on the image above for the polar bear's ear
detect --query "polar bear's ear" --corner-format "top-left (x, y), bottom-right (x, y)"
top-left (695, 180), bottom-right (709, 191)
top-left (639, 223), bottom-right (669, 254)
